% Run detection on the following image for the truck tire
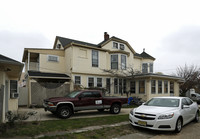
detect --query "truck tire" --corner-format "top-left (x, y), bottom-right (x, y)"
top-left (110, 104), bottom-right (121, 114)
top-left (57, 106), bottom-right (72, 119)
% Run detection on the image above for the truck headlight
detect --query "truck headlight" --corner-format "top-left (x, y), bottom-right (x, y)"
top-left (158, 113), bottom-right (174, 119)
top-left (47, 102), bottom-right (55, 106)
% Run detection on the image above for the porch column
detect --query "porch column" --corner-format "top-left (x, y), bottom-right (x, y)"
top-left (28, 52), bottom-right (30, 71)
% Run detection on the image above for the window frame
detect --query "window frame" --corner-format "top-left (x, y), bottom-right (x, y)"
top-left (151, 80), bottom-right (156, 94)
top-left (88, 77), bottom-right (94, 88)
top-left (111, 54), bottom-right (118, 69)
top-left (142, 63), bottom-right (148, 73)
top-left (164, 81), bottom-right (168, 94)
top-left (121, 55), bottom-right (127, 70)
top-left (130, 80), bottom-right (136, 94)
top-left (92, 50), bottom-right (99, 67)
top-left (170, 81), bottom-right (174, 94)
top-left (47, 55), bottom-right (59, 62)
top-left (113, 42), bottom-right (118, 49)
top-left (158, 80), bottom-right (162, 94)
top-left (139, 80), bottom-right (145, 94)
top-left (74, 76), bottom-right (81, 85)
top-left (97, 78), bottom-right (102, 88)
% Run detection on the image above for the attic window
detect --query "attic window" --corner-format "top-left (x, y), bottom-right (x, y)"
top-left (113, 42), bottom-right (118, 49)
top-left (47, 55), bottom-right (59, 62)
top-left (120, 44), bottom-right (125, 50)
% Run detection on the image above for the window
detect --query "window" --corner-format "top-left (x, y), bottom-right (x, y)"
top-left (139, 80), bottom-right (145, 94)
top-left (92, 50), bottom-right (98, 67)
top-left (10, 80), bottom-right (17, 98)
top-left (114, 78), bottom-right (118, 94)
top-left (130, 81), bottom-right (135, 94)
top-left (120, 44), bottom-right (125, 50)
top-left (164, 81), bottom-right (168, 94)
top-left (151, 80), bottom-right (156, 94)
top-left (150, 63), bottom-right (153, 73)
top-left (106, 78), bottom-right (111, 94)
top-left (48, 55), bottom-right (59, 62)
top-left (97, 78), bottom-right (102, 87)
top-left (119, 79), bottom-right (123, 94)
top-left (142, 63), bottom-right (148, 73)
top-left (88, 77), bottom-right (94, 88)
top-left (170, 82), bottom-right (174, 94)
top-left (158, 80), bottom-right (162, 94)
top-left (185, 98), bottom-right (193, 105)
top-left (75, 76), bottom-right (81, 85)
top-left (113, 42), bottom-right (118, 49)
top-left (123, 79), bottom-right (126, 94)
top-left (111, 55), bottom-right (118, 69)
top-left (121, 55), bottom-right (126, 70)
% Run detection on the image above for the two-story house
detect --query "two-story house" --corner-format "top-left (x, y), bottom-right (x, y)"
top-left (22, 32), bottom-right (182, 106)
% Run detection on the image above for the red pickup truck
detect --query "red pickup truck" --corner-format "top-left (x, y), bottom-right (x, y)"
top-left (43, 90), bottom-right (128, 118)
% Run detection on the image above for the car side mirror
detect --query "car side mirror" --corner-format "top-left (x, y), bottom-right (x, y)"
top-left (182, 105), bottom-right (190, 109)
top-left (78, 95), bottom-right (83, 100)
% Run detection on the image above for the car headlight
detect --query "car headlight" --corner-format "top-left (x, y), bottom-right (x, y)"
top-left (130, 109), bottom-right (134, 115)
top-left (158, 113), bottom-right (174, 119)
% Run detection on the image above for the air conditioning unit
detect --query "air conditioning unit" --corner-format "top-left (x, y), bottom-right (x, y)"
top-left (120, 44), bottom-right (125, 50)
top-left (11, 92), bottom-right (19, 99)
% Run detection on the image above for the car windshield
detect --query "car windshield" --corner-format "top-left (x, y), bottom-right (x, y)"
top-left (144, 98), bottom-right (180, 107)
top-left (65, 91), bottom-right (81, 98)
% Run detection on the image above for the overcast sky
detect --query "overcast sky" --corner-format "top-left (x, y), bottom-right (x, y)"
top-left (1, 0), bottom-right (200, 75)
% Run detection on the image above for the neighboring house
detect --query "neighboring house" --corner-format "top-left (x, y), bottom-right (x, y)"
top-left (22, 32), bottom-right (182, 106)
top-left (0, 54), bottom-right (23, 123)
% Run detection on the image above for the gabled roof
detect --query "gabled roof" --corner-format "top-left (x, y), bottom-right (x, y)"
top-left (54, 36), bottom-right (100, 49)
top-left (139, 51), bottom-right (155, 60)
top-left (0, 54), bottom-right (23, 66)
top-left (99, 36), bottom-right (136, 54)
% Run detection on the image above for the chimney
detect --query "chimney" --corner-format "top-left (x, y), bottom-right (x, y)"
top-left (104, 32), bottom-right (109, 41)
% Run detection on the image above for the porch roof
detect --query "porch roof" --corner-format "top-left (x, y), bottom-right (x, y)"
top-left (129, 73), bottom-right (184, 82)
top-left (28, 71), bottom-right (70, 80)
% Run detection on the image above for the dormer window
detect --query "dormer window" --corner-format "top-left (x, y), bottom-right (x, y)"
top-left (113, 42), bottom-right (118, 49)
top-left (120, 44), bottom-right (125, 50)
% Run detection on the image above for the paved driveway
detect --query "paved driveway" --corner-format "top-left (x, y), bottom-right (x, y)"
top-left (18, 107), bottom-right (132, 121)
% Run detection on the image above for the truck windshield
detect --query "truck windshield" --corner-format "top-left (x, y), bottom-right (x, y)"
top-left (66, 91), bottom-right (81, 98)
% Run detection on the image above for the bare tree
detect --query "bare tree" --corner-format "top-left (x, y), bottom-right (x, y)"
top-left (102, 66), bottom-right (141, 97)
top-left (176, 64), bottom-right (200, 96)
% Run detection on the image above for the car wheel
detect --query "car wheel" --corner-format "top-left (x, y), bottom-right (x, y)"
top-left (194, 111), bottom-right (199, 122)
top-left (110, 104), bottom-right (121, 114)
top-left (98, 109), bottom-right (104, 112)
top-left (175, 117), bottom-right (182, 133)
top-left (57, 106), bottom-right (72, 119)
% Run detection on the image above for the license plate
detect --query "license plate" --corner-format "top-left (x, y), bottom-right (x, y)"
top-left (138, 120), bottom-right (147, 126)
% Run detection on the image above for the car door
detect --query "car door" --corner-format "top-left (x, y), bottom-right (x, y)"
top-left (180, 98), bottom-right (191, 124)
top-left (185, 97), bottom-right (196, 121)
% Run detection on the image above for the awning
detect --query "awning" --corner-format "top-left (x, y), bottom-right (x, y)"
top-left (28, 71), bottom-right (70, 80)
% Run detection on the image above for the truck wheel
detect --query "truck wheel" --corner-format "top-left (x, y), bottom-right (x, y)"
top-left (57, 106), bottom-right (72, 119)
top-left (110, 104), bottom-right (121, 114)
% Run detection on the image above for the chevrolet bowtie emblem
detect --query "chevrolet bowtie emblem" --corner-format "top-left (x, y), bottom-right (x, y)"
top-left (141, 115), bottom-right (146, 117)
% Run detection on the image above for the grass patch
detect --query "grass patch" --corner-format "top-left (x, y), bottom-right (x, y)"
top-left (0, 114), bottom-right (129, 138)
top-left (41, 124), bottom-right (137, 139)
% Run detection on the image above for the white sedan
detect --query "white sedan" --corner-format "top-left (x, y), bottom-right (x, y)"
top-left (129, 97), bottom-right (199, 132)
